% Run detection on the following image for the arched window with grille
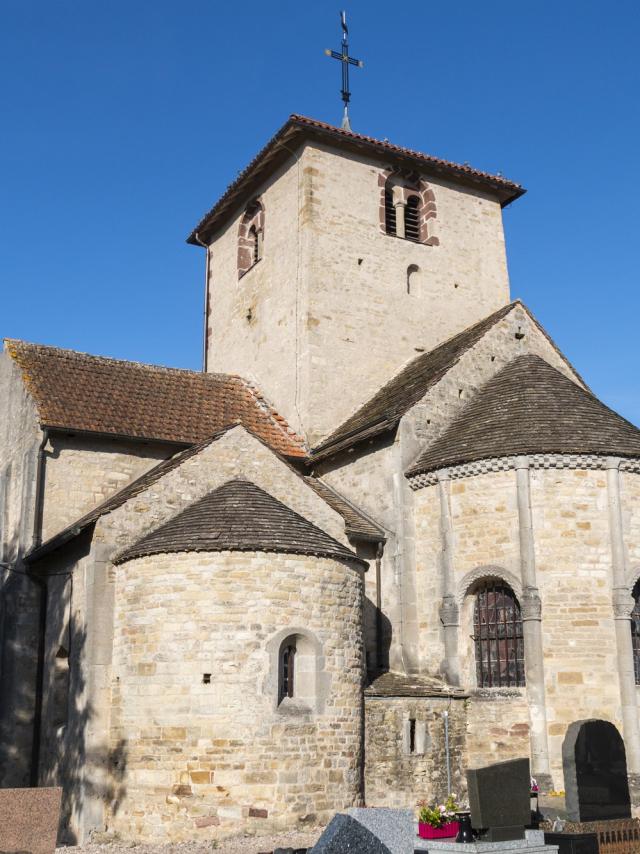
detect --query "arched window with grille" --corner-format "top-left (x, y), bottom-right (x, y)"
top-left (384, 189), bottom-right (397, 236)
top-left (404, 195), bottom-right (421, 242)
top-left (631, 581), bottom-right (640, 684)
top-left (473, 580), bottom-right (525, 688)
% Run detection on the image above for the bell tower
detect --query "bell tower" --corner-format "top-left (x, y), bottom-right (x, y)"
top-left (188, 115), bottom-right (523, 447)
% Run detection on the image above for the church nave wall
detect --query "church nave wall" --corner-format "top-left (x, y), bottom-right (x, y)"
top-left (41, 434), bottom-right (179, 542)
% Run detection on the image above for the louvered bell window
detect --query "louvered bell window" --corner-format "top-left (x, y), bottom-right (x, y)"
top-left (473, 580), bottom-right (525, 688)
top-left (384, 189), bottom-right (396, 236)
top-left (631, 581), bottom-right (640, 684)
top-left (404, 195), bottom-right (421, 242)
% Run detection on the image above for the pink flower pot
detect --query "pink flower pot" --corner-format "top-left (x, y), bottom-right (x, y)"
top-left (418, 820), bottom-right (460, 839)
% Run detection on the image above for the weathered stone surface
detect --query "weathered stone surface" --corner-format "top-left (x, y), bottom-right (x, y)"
top-left (310, 813), bottom-right (392, 853)
top-left (0, 786), bottom-right (62, 854)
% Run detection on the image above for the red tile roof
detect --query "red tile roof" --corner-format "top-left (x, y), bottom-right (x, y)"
top-left (5, 339), bottom-right (306, 458)
top-left (187, 114), bottom-right (525, 244)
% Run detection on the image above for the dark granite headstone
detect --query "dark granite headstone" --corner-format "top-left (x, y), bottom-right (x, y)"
top-left (466, 757), bottom-right (531, 841)
top-left (0, 786), bottom-right (62, 854)
top-left (562, 720), bottom-right (631, 822)
top-left (544, 832), bottom-right (599, 854)
top-left (310, 813), bottom-right (392, 853)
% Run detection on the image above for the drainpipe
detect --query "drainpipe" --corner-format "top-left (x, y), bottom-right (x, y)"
top-left (193, 232), bottom-right (210, 373)
top-left (29, 427), bottom-right (49, 786)
top-left (375, 541), bottom-right (384, 670)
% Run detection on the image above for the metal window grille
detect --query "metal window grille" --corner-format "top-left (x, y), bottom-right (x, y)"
top-left (473, 580), bottom-right (525, 688)
top-left (279, 643), bottom-right (296, 702)
top-left (250, 227), bottom-right (259, 264)
top-left (404, 195), bottom-right (421, 242)
top-left (385, 190), bottom-right (396, 235)
top-left (631, 582), bottom-right (640, 684)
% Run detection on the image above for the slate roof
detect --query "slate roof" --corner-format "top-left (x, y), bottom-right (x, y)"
top-left (5, 339), bottom-right (305, 458)
top-left (188, 114), bottom-right (524, 244)
top-left (312, 302), bottom-right (520, 460)
top-left (407, 354), bottom-right (640, 477)
top-left (304, 477), bottom-right (385, 540)
top-left (114, 479), bottom-right (367, 567)
top-left (365, 671), bottom-right (467, 698)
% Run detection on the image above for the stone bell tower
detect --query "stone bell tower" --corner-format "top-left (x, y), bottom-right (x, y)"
top-left (188, 115), bottom-right (523, 447)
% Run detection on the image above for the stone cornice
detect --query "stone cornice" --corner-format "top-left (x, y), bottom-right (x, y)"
top-left (409, 454), bottom-right (640, 490)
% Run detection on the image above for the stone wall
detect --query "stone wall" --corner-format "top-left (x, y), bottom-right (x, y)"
top-left (364, 695), bottom-right (466, 809)
top-left (108, 550), bottom-right (364, 841)
top-left (413, 463), bottom-right (640, 791)
top-left (204, 137), bottom-right (515, 446)
top-left (42, 433), bottom-right (179, 541)
top-left (0, 350), bottom-right (42, 785)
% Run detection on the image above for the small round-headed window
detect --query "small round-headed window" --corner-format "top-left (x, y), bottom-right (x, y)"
top-left (276, 632), bottom-right (320, 709)
top-left (631, 580), bottom-right (640, 684)
top-left (237, 200), bottom-right (264, 278)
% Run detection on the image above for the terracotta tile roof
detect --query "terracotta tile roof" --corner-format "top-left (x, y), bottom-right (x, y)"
top-left (365, 670), bottom-right (467, 698)
top-left (407, 355), bottom-right (640, 478)
top-left (114, 479), bottom-right (367, 567)
top-left (5, 339), bottom-right (306, 458)
top-left (187, 114), bottom-right (525, 244)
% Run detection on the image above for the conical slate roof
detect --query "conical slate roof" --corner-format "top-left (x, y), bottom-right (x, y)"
top-left (115, 479), bottom-right (366, 566)
top-left (407, 355), bottom-right (640, 477)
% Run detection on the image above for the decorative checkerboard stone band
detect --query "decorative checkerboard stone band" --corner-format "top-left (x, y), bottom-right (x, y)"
top-left (409, 454), bottom-right (640, 490)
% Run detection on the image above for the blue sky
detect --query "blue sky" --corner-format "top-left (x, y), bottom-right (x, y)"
top-left (2, 1), bottom-right (639, 421)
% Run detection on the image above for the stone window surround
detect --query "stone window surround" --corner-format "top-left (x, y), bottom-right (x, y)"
top-left (265, 626), bottom-right (330, 715)
top-left (237, 198), bottom-right (265, 279)
top-left (378, 169), bottom-right (439, 246)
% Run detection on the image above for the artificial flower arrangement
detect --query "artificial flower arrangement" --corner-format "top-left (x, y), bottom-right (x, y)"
top-left (417, 793), bottom-right (460, 839)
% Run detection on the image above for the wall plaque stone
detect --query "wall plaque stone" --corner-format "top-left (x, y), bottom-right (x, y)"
top-left (562, 720), bottom-right (631, 822)
top-left (0, 787), bottom-right (62, 854)
top-left (467, 757), bottom-right (531, 841)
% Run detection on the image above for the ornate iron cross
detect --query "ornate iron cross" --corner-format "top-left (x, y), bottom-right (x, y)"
top-left (324, 11), bottom-right (363, 131)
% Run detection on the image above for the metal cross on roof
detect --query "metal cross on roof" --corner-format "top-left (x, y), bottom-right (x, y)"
top-left (324, 11), bottom-right (363, 132)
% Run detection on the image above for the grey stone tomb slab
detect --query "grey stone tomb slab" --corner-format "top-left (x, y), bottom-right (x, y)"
top-left (310, 812), bottom-right (392, 853)
top-left (346, 807), bottom-right (414, 854)
top-left (415, 828), bottom-right (559, 854)
top-left (562, 719), bottom-right (631, 822)
top-left (0, 786), bottom-right (62, 854)
top-left (467, 757), bottom-right (531, 841)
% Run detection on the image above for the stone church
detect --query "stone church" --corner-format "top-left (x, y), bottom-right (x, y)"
top-left (2, 113), bottom-right (640, 842)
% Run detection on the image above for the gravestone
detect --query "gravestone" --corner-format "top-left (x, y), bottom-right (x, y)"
top-left (0, 786), bottom-right (62, 854)
top-left (562, 719), bottom-right (631, 822)
top-left (345, 808), bottom-right (414, 854)
top-left (467, 757), bottom-right (531, 841)
top-left (310, 812), bottom-right (392, 853)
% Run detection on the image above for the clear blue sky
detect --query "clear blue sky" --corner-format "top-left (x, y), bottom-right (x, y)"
top-left (2, 1), bottom-right (639, 421)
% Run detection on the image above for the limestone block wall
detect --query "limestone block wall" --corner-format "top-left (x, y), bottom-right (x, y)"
top-left (108, 550), bottom-right (364, 842)
top-left (364, 696), bottom-right (466, 809)
top-left (300, 142), bottom-right (511, 444)
top-left (204, 135), bottom-right (517, 445)
top-left (465, 692), bottom-right (531, 770)
top-left (204, 154), bottom-right (301, 434)
top-left (413, 464), bottom-right (640, 791)
top-left (0, 351), bottom-right (42, 785)
top-left (42, 434), bottom-right (179, 541)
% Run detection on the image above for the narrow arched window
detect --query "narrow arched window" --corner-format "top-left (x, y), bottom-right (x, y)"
top-left (473, 580), bottom-right (525, 688)
top-left (384, 189), bottom-right (397, 236)
top-left (249, 225), bottom-right (259, 264)
top-left (279, 641), bottom-right (296, 703)
top-left (407, 264), bottom-right (419, 295)
top-left (631, 581), bottom-right (640, 684)
top-left (405, 195), bottom-right (420, 242)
